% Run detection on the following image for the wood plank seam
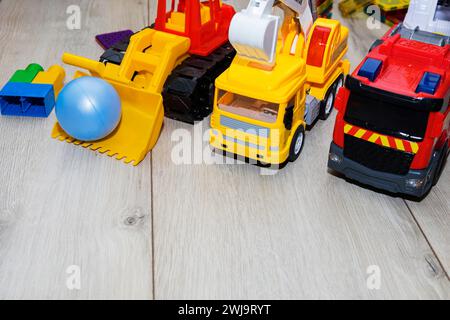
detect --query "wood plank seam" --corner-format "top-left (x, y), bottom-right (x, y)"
top-left (404, 200), bottom-right (450, 281)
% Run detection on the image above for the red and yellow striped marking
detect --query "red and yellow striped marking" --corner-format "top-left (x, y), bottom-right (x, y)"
top-left (344, 124), bottom-right (419, 154)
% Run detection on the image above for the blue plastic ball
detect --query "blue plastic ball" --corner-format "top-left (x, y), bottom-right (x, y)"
top-left (56, 77), bottom-right (122, 141)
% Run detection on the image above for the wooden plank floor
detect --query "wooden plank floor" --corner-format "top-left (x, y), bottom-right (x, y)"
top-left (0, 0), bottom-right (153, 300)
top-left (0, 0), bottom-right (448, 299)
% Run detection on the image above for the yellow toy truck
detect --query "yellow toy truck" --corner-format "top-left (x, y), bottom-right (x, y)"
top-left (210, 0), bottom-right (350, 166)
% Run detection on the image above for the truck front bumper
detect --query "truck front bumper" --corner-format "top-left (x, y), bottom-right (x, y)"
top-left (210, 130), bottom-right (289, 165)
top-left (328, 143), bottom-right (435, 198)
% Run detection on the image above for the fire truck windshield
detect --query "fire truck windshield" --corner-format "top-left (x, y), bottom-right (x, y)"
top-left (344, 90), bottom-right (430, 142)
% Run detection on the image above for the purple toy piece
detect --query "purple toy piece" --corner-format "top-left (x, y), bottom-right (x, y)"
top-left (95, 30), bottom-right (134, 50)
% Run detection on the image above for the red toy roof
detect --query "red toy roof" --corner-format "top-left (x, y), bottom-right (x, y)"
top-left (353, 32), bottom-right (450, 100)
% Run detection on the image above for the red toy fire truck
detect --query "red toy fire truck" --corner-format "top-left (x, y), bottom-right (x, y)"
top-left (328, 24), bottom-right (449, 198)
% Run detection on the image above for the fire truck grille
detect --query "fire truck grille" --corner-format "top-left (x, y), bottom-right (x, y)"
top-left (344, 135), bottom-right (414, 176)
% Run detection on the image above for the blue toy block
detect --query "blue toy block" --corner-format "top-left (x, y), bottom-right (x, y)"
top-left (0, 82), bottom-right (55, 117)
top-left (358, 58), bottom-right (383, 82)
top-left (416, 72), bottom-right (441, 95)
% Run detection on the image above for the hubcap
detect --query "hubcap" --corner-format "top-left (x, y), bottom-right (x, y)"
top-left (294, 132), bottom-right (304, 155)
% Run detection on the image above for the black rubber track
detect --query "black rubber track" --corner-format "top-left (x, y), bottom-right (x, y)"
top-left (162, 43), bottom-right (235, 124)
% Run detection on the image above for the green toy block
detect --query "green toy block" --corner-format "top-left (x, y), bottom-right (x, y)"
top-left (9, 64), bottom-right (44, 83)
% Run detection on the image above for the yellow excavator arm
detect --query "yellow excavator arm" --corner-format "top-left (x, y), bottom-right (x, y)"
top-left (228, 0), bottom-right (316, 65)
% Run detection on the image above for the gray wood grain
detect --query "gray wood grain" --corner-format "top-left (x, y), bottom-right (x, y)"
top-left (151, 3), bottom-right (450, 299)
top-left (0, 0), bottom-right (153, 300)
top-left (152, 124), bottom-right (449, 299)
top-left (406, 168), bottom-right (450, 275)
top-left (0, 0), bottom-right (448, 300)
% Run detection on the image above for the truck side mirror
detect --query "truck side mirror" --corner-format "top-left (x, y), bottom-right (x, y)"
top-left (284, 103), bottom-right (294, 130)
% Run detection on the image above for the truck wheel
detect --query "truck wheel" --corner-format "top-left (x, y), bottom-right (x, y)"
top-left (319, 89), bottom-right (334, 120)
top-left (289, 126), bottom-right (306, 162)
top-left (320, 75), bottom-right (344, 120)
top-left (320, 85), bottom-right (336, 121)
top-left (335, 75), bottom-right (345, 93)
top-left (433, 145), bottom-right (448, 186)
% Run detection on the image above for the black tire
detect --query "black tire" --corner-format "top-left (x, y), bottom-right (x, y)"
top-left (319, 89), bottom-right (334, 120)
top-left (320, 75), bottom-right (343, 120)
top-left (162, 44), bottom-right (235, 123)
top-left (433, 144), bottom-right (448, 186)
top-left (335, 74), bottom-right (345, 93)
top-left (289, 126), bottom-right (306, 162)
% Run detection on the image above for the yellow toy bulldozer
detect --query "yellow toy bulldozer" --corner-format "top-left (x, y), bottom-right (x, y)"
top-left (52, 29), bottom-right (190, 165)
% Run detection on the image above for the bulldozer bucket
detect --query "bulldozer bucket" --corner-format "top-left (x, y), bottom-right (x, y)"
top-left (52, 72), bottom-right (164, 166)
top-left (52, 29), bottom-right (191, 165)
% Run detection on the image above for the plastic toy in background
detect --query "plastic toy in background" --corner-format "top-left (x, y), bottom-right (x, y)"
top-left (96, 30), bottom-right (134, 50)
top-left (339, 0), bottom-right (409, 26)
top-left (328, 3), bottom-right (450, 199)
top-left (55, 77), bottom-right (122, 141)
top-left (210, 0), bottom-right (350, 167)
top-left (98, 0), bottom-right (236, 124)
top-left (0, 64), bottom-right (65, 117)
top-left (9, 64), bottom-right (43, 83)
top-left (376, 0), bottom-right (409, 12)
top-left (33, 65), bottom-right (66, 96)
top-left (98, 31), bottom-right (134, 66)
top-left (404, 0), bottom-right (450, 34)
top-left (375, 8), bottom-right (408, 27)
top-left (338, 0), bottom-right (372, 17)
top-left (316, 0), bottom-right (334, 18)
top-left (365, 0), bottom-right (409, 27)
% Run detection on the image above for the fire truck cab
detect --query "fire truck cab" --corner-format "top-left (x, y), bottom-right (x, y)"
top-left (328, 26), bottom-right (450, 198)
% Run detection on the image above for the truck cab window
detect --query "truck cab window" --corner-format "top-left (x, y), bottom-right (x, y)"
top-left (218, 92), bottom-right (279, 123)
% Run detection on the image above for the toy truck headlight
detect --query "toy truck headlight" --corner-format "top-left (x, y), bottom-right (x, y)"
top-left (329, 152), bottom-right (343, 164)
top-left (405, 178), bottom-right (425, 189)
top-left (210, 129), bottom-right (220, 144)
